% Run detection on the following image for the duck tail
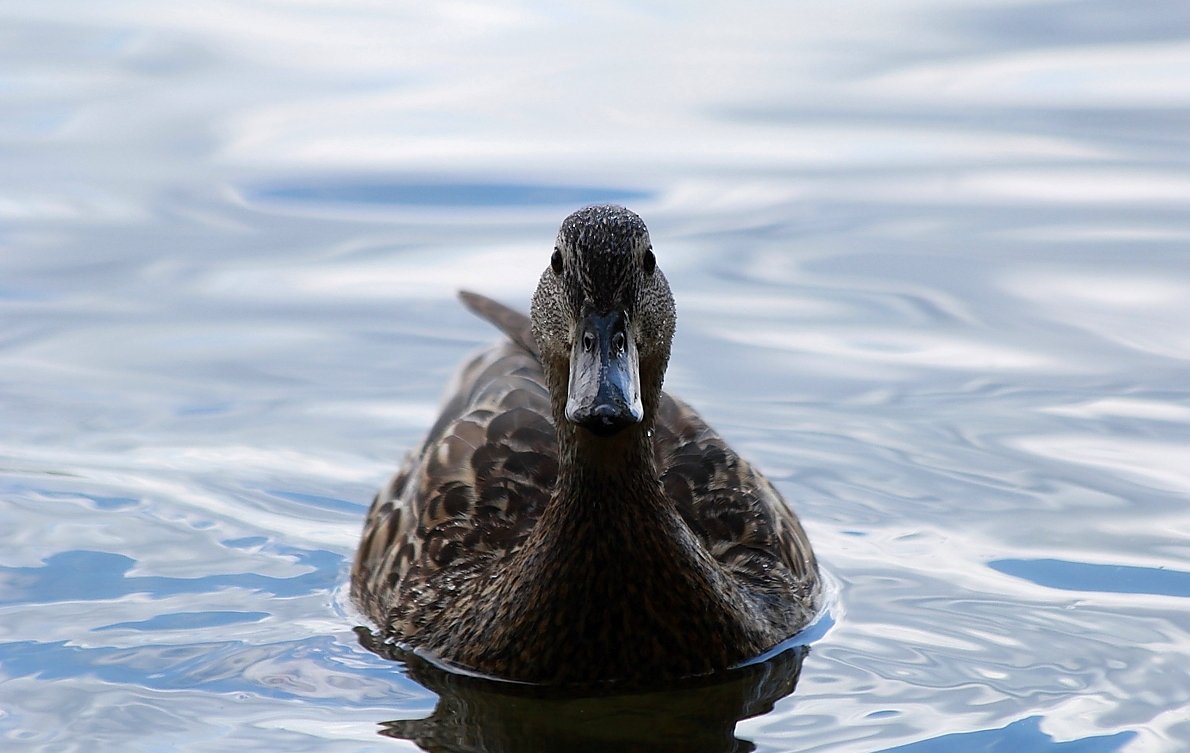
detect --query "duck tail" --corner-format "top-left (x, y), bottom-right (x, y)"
top-left (457, 290), bottom-right (540, 358)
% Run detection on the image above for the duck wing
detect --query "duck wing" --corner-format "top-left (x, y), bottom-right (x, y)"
top-left (351, 333), bottom-right (557, 636)
top-left (654, 395), bottom-right (819, 617)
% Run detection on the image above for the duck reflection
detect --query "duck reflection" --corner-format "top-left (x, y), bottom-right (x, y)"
top-left (357, 627), bottom-right (807, 753)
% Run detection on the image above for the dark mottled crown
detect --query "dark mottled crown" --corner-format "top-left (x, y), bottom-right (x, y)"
top-left (557, 205), bottom-right (651, 312)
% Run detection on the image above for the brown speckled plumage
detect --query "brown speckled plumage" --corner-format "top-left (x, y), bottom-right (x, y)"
top-left (351, 205), bottom-right (819, 686)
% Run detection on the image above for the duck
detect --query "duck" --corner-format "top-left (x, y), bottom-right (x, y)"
top-left (351, 204), bottom-right (819, 686)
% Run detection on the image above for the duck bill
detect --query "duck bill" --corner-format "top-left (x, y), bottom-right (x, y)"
top-left (565, 310), bottom-right (644, 437)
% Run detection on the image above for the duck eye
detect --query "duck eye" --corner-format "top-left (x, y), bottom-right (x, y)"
top-left (551, 248), bottom-right (564, 275)
top-left (642, 248), bottom-right (656, 275)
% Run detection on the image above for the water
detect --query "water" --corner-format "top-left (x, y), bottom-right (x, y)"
top-left (2, 1), bottom-right (1188, 751)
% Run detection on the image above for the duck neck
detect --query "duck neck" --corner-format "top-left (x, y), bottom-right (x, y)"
top-left (550, 420), bottom-right (667, 528)
top-left (531, 415), bottom-right (727, 602)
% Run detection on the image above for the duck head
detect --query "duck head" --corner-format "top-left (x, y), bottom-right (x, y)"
top-left (531, 205), bottom-right (676, 440)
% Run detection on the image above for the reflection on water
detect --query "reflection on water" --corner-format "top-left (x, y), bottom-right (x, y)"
top-left (2, 0), bottom-right (1189, 751)
top-left (359, 629), bottom-right (807, 753)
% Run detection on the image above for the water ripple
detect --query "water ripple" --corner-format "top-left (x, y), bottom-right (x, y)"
top-left (2, 0), bottom-right (1188, 751)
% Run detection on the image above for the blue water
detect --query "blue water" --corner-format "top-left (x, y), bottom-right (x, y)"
top-left (2, 1), bottom-right (1188, 751)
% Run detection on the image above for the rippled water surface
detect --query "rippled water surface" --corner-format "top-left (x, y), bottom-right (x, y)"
top-left (2, 2), bottom-right (1188, 751)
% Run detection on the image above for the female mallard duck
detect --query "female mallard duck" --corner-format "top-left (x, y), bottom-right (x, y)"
top-left (351, 205), bottom-right (819, 686)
